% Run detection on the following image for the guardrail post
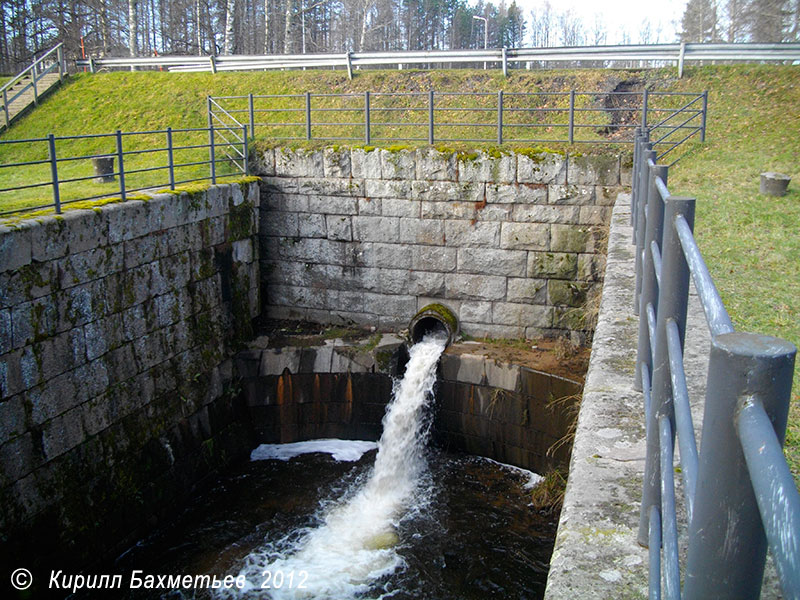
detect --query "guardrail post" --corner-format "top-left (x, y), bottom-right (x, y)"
top-left (428, 90), bottom-right (435, 145)
top-left (364, 91), bottom-right (371, 145)
top-left (568, 90), bottom-right (575, 144)
top-left (700, 91), bottom-right (708, 143)
top-left (497, 90), bottom-right (503, 145)
top-left (634, 160), bottom-right (669, 391)
top-left (89, 57), bottom-right (95, 74)
top-left (115, 130), bottom-right (126, 202)
top-left (167, 127), bottom-right (175, 190)
top-left (633, 141), bottom-right (654, 316)
top-left (305, 92), bottom-right (312, 140)
top-left (502, 47), bottom-right (508, 77)
top-left (47, 134), bottom-right (61, 214)
top-left (345, 51), bottom-right (353, 80)
top-left (638, 194), bottom-right (695, 546)
top-left (248, 93), bottom-right (255, 140)
top-left (642, 88), bottom-right (649, 129)
top-left (209, 55), bottom-right (217, 73)
top-left (685, 331), bottom-right (796, 599)
top-left (678, 42), bottom-right (686, 78)
top-left (243, 124), bottom-right (249, 175)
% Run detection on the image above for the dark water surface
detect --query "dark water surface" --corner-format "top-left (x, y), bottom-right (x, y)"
top-left (112, 448), bottom-right (557, 600)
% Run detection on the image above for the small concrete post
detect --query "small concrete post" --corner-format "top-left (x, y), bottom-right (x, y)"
top-left (684, 332), bottom-right (796, 599)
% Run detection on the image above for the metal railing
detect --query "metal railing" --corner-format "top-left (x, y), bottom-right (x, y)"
top-left (632, 128), bottom-right (799, 598)
top-left (0, 124), bottom-right (248, 217)
top-left (208, 90), bottom-right (707, 152)
top-left (1, 43), bottom-right (65, 129)
top-left (74, 43), bottom-right (800, 78)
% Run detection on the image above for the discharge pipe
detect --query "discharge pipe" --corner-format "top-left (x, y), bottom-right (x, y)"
top-left (408, 303), bottom-right (459, 348)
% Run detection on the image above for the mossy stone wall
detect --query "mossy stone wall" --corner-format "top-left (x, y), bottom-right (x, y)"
top-left (0, 182), bottom-right (261, 575)
top-left (254, 146), bottom-right (630, 340)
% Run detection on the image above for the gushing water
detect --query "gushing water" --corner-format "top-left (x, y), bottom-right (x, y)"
top-left (225, 332), bottom-right (447, 599)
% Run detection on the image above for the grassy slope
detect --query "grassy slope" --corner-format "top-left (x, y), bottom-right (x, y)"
top-left (666, 65), bottom-right (800, 481)
top-left (1, 65), bottom-right (798, 479)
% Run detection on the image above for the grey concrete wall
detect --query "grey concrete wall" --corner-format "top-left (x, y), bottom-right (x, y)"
top-left (253, 147), bottom-right (630, 339)
top-left (235, 335), bottom-right (582, 475)
top-left (0, 182), bottom-right (261, 571)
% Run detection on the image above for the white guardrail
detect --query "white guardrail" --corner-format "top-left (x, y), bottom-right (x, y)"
top-left (75, 43), bottom-right (800, 78)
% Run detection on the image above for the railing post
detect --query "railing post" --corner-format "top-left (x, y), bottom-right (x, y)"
top-left (700, 91), bottom-right (708, 143)
top-left (2, 89), bottom-right (8, 128)
top-left (243, 124), bottom-right (249, 175)
top-left (428, 90), bottom-right (434, 145)
top-left (497, 90), bottom-right (503, 145)
top-left (32, 63), bottom-right (39, 105)
top-left (685, 331), bottom-right (796, 599)
top-left (638, 194), bottom-right (695, 546)
top-left (634, 160), bottom-right (668, 390)
top-left (167, 127), bottom-right (175, 190)
top-left (47, 134), bottom-right (61, 214)
top-left (642, 88), bottom-right (649, 129)
top-left (209, 125), bottom-right (216, 184)
top-left (568, 90), bottom-right (575, 144)
top-left (248, 93), bottom-right (255, 140)
top-left (678, 42), bottom-right (686, 78)
top-left (502, 47), bottom-right (508, 77)
top-left (364, 91), bottom-right (371, 145)
top-left (89, 57), bottom-right (95, 74)
top-left (209, 55), bottom-right (217, 74)
top-left (631, 127), bottom-right (642, 231)
top-left (633, 141), bottom-right (654, 316)
top-left (57, 45), bottom-right (64, 83)
top-left (115, 130), bottom-right (126, 202)
top-left (305, 92), bottom-right (312, 140)
top-left (345, 51), bottom-right (353, 80)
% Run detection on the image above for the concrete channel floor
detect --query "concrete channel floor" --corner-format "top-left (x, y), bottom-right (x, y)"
top-left (544, 192), bottom-right (723, 599)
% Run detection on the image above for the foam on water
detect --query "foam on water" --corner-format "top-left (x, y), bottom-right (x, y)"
top-left (222, 332), bottom-right (447, 599)
top-left (250, 439), bottom-right (378, 463)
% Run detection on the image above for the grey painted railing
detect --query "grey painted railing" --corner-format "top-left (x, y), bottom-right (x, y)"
top-left (74, 43), bottom-right (800, 78)
top-left (1, 43), bottom-right (65, 129)
top-left (208, 90), bottom-right (707, 151)
top-left (632, 128), bottom-right (799, 599)
top-left (0, 125), bottom-right (248, 217)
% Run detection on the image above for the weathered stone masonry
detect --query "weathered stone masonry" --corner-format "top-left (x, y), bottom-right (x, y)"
top-left (0, 182), bottom-right (260, 571)
top-left (253, 146), bottom-right (631, 339)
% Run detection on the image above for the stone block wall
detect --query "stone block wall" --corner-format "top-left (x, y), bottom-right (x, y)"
top-left (0, 181), bottom-right (260, 573)
top-left (253, 146), bottom-right (630, 339)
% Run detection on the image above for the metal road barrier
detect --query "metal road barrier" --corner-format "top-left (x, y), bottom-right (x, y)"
top-left (208, 89), bottom-right (707, 150)
top-left (631, 128), bottom-right (799, 599)
top-left (0, 125), bottom-right (248, 217)
top-left (74, 43), bottom-right (800, 78)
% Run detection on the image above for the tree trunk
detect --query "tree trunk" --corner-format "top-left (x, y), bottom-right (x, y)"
top-left (128, 0), bottom-right (138, 70)
top-left (263, 0), bottom-right (270, 53)
top-left (284, 0), bottom-right (294, 53)
top-left (224, 0), bottom-right (236, 54)
top-left (196, 0), bottom-right (203, 54)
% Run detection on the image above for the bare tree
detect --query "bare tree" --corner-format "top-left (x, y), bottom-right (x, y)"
top-left (224, 0), bottom-right (236, 53)
top-left (128, 0), bottom-right (139, 56)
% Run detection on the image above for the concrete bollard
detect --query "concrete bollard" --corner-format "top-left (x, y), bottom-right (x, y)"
top-left (759, 172), bottom-right (790, 197)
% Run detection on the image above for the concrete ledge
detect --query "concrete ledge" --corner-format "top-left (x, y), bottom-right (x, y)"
top-left (544, 193), bottom-right (650, 598)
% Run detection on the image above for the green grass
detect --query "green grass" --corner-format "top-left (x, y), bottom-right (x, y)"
top-left (0, 64), bottom-right (797, 482)
top-left (666, 65), bottom-right (800, 483)
top-left (1, 68), bottom-right (691, 215)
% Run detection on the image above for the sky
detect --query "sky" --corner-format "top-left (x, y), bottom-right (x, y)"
top-left (513, 0), bottom-right (690, 46)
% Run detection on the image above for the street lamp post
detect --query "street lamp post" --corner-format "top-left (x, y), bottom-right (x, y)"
top-left (472, 15), bottom-right (487, 70)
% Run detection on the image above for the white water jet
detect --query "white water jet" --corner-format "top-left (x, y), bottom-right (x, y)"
top-left (225, 332), bottom-right (447, 600)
